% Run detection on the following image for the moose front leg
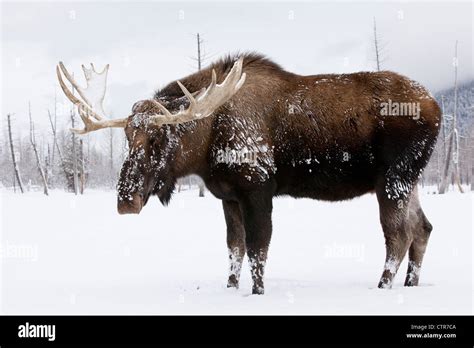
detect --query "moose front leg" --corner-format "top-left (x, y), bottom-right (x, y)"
top-left (240, 192), bottom-right (273, 295)
top-left (222, 200), bottom-right (246, 288)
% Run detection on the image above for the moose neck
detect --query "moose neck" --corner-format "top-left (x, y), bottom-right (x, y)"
top-left (171, 117), bottom-right (214, 180)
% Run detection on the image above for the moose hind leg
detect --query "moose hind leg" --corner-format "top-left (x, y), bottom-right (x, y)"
top-left (222, 200), bottom-right (246, 288)
top-left (404, 189), bottom-right (432, 286)
top-left (376, 182), bottom-right (413, 289)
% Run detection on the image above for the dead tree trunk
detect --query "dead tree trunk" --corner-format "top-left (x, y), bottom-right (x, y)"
top-left (471, 162), bottom-right (474, 191)
top-left (373, 17), bottom-right (381, 71)
top-left (441, 95), bottom-right (447, 157)
top-left (452, 129), bottom-right (463, 192)
top-left (48, 109), bottom-right (69, 185)
top-left (79, 139), bottom-right (85, 194)
top-left (439, 41), bottom-right (464, 194)
top-left (7, 114), bottom-right (24, 193)
top-left (71, 112), bottom-right (79, 195)
top-left (109, 127), bottom-right (114, 187)
top-left (470, 131), bottom-right (474, 191)
top-left (451, 41), bottom-right (463, 192)
top-left (436, 143), bottom-right (441, 191)
top-left (29, 103), bottom-right (49, 195)
top-left (197, 33), bottom-right (202, 71)
top-left (45, 144), bottom-right (51, 186)
top-left (52, 87), bottom-right (57, 164)
top-left (195, 33), bottom-right (205, 197)
top-left (198, 181), bottom-right (205, 197)
top-left (439, 132), bottom-right (453, 194)
top-left (12, 169), bottom-right (16, 193)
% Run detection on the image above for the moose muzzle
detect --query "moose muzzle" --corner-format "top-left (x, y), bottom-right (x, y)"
top-left (117, 193), bottom-right (144, 214)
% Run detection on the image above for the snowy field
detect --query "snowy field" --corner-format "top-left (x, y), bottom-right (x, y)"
top-left (0, 187), bottom-right (472, 315)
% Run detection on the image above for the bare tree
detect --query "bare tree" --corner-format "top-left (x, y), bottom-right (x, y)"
top-left (373, 17), bottom-right (381, 71)
top-left (70, 111), bottom-right (79, 195)
top-left (29, 103), bottom-right (49, 195)
top-left (195, 33), bottom-right (206, 196)
top-left (63, 71), bottom-right (80, 194)
top-left (471, 133), bottom-right (474, 192)
top-left (79, 139), bottom-right (85, 194)
top-left (12, 169), bottom-right (16, 192)
top-left (121, 132), bottom-right (128, 163)
top-left (109, 127), bottom-right (115, 185)
top-left (197, 33), bottom-right (203, 71)
top-left (47, 109), bottom-right (69, 186)
top-left (44, 143), bottom-right (51, 185)
top-left (439, 41), bottom-right (464, 193)
top-left (7, 114), bottom-right (24, 193)
top-left (372, 17), bottom-right (387, 71)
top-left (440, 95), bottom-right (448, 157)
top-left (190, 33), bottom-right (210, 71)
top-left (198, 181), bottom-right (205, 197)
top-left (52, 87), bottom-right (57, 163)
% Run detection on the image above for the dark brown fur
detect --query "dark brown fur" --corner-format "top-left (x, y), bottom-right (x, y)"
top-left (117, 53), bottom-right (440, 294)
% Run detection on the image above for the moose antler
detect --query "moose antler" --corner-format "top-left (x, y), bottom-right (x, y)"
top-left (56, 62), bottom-right (127, 134)
top-left (57, 57), bottom-right (246, 133)
top-left (150, 57), bottom-right (246, 126)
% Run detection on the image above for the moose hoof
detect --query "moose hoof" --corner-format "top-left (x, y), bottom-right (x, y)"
top-left (378, 278), bottom-right (392, 289)
top-left (227, 275), bottom-right (239, 289)
top-left (404, 278), bottom-right (419, 287)
top-left (252, 286), bottom-right (264, 295)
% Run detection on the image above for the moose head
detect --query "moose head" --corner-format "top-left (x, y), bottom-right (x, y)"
top-left (56, 59), bottom-right (246, 214)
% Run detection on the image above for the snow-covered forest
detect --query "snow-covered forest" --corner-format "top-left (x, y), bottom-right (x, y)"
top-left (423, 81), bottom-right (474, 190)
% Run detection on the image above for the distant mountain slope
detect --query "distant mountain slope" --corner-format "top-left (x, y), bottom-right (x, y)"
top-left (434, 80), bottom-right (474, 134)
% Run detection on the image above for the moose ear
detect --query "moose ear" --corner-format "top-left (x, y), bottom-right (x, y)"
top-left (131, 100), bottom-right (147, 113)
top-left (132, 99), bottom-right (165, 114)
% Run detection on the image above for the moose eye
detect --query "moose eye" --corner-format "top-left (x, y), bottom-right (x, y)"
top-left (131, 100), bottom-right (146, 113)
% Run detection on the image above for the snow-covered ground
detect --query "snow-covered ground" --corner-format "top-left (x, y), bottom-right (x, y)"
top-left (0, 187), bottom-right (472, 314)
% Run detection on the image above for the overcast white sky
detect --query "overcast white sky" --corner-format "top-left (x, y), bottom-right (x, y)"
top-left (1, 0), bottom-right (472, 136)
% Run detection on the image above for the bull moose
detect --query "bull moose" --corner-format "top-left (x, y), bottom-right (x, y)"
top-left (56, 53), bottom-right (440, 294)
